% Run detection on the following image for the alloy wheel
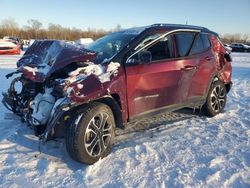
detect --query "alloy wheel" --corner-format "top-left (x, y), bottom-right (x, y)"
top-left (84, 112), bottom-right (112, 157)
top-left (210, 85), bottom-right (226, 113)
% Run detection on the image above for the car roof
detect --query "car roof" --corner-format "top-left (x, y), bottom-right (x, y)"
top-left (120, 23), bottom-right (218, 36)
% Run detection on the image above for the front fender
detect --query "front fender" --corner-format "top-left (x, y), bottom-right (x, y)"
top-left (67, 74), bottom-right (108, 104)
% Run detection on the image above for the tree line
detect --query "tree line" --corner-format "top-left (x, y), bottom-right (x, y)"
top-left (0, 18), bottom-right (249, 44)
top-left (220, 33), bottom-right (250, 44)
top-left (0, 18), bottom-right (115, 41)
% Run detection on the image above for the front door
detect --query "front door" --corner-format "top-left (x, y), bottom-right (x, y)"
top-left (125, 34), bottom-right (182, 119)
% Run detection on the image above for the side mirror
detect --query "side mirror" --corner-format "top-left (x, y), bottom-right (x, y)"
top-left (224, 53), bottom-right (232, 62)
top-left (139, 50), bottom-right (152, 64)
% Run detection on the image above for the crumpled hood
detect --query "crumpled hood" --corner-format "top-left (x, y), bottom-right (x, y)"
top-left (17, 40), bottom-right (96, 82)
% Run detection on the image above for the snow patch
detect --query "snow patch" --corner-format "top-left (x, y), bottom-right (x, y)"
top-left (43, 41), bottom-right (63, 66)
top-left (0, 53), bottom-right (250, 187)
top-left (22, 63), bottom-right (51, 76)
top-left (209, 156), bottom-right (225, 168)
top-left (67, 61), bottom-right (120, 84)
top-left (106, 62), bottom-right (120, 76)
top-left (77, 84), bottom-right (84, 89)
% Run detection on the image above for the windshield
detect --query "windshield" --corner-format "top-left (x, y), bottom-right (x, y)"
top-left (86, 32), bottom-right (137, 63)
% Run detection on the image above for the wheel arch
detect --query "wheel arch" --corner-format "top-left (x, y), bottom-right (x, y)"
top-left (211, 75), bottom-right (231, 93)
top-left (95, 94), bottom-right (124, 129)
top-left (203, 74), bottom-right (227, 103)
top-left (52, 94), bottom-right (123, 138)
top-left (204, 75), bottom-right (219, 98)
top-left (202, 77), bottom-right (227, 117)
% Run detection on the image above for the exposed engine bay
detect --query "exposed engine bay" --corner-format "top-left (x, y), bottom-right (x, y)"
top-left (2, 40), bottom-right (120, 140)
top-left (2, 60), bottom-right (85, 137)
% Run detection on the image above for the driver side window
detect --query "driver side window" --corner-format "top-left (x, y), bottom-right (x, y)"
top-left (147, 35), bottom-right (174, 61)
top-left (131, 34), bottom-right (174, 63)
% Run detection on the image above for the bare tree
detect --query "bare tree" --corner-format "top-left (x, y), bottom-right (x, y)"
top-left (221, 33), bottom-right (250, 44)
top-left (27, 19), bottom-right (42, 30)
top-left (0, 18), bottom-right (19, 36)
top-left (27, 19), bottom-right (43, 38)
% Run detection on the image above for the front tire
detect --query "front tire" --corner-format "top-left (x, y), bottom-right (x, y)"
top-left (66, 102), bottom-right (115, 164)
top-left (202, 81), bottom-right (227, 117)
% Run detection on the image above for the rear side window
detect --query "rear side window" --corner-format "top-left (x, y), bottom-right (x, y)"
top-left (190, 34), bottom-right (204, 55)
top-left (190, 33), bottom-right (211, 55)
top-left (201, 34), bottom-right (211, 49)
top-left (175, 32), bottom-right (195, 57)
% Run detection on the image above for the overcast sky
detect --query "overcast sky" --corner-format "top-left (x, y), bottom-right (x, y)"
top-left (0, 0), bottom-right (249, 35)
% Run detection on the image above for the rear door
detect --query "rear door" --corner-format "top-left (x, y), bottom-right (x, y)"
top-left (175, 33), bottom-right (215, 105)
top-left (171, 32), bottom-right (216, 104)
top-left (187, 33), bottom-right (216, 101)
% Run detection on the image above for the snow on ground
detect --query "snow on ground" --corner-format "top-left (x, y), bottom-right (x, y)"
top-left (0, 52), bottom-right (249, 188)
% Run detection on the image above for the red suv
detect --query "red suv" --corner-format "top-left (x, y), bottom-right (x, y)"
top-left (3, 24), bottom-right (232, 164)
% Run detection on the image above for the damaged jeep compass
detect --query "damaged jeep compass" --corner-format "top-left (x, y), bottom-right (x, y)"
top-left (2, 24), bottom-right (232, 164)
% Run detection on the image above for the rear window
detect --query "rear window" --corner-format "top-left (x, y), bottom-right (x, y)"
top-left (175, 32), bottom-right (195, 57)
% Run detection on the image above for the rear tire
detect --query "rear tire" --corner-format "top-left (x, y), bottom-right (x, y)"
top-left (202, 80), bottom-right (227, 117)
top-left (66, 102), bottom-right (115, 164)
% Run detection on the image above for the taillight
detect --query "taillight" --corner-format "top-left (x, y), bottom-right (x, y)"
top-left (224, 53), bottom-right (232, 62)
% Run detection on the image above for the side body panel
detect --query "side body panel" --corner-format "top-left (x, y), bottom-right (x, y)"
top-left (174, 57), bottom-right (200, 102)
top-left (125, 60), bottom-right (182, 118)
top-left (187, 49), bottom-right (216, 100)
top-left (67, 66), bottom-right (129, 123)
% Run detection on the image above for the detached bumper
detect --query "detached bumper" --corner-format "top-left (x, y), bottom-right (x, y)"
top-left (42, 97), bottom-right (72, 142)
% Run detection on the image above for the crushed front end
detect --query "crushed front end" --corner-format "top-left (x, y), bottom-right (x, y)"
top-left (2, 40), bottom-right (96, 140)
top-left (2, 40), bottom-right (121, 142)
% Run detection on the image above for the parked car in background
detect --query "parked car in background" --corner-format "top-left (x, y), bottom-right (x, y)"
top-left (3, 36), bottom-right (23, 50)
top-left (0, 39), bottom-right (21, 55)
top-left (2, 24), bottom-right (232, 164)
top-left (75, 38), bottom-right (94, 47)
top-left (224, 43), bottom-right (232, 53)
top-left (230, 43), bottom-right (250, 52)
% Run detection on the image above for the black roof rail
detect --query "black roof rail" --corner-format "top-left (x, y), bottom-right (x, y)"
top-left (149, 23), bottom-right (217, 35)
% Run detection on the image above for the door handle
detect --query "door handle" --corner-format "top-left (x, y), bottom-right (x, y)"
top-left (205, 56), bottom-right (212, 61)
top-left (181, 65), bottom-right (198, 71)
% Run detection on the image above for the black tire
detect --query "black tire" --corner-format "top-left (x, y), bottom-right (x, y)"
top-left (202, 80), bottom-right (227, 117)
top-left (66, 102), bottom-right (115, 164)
